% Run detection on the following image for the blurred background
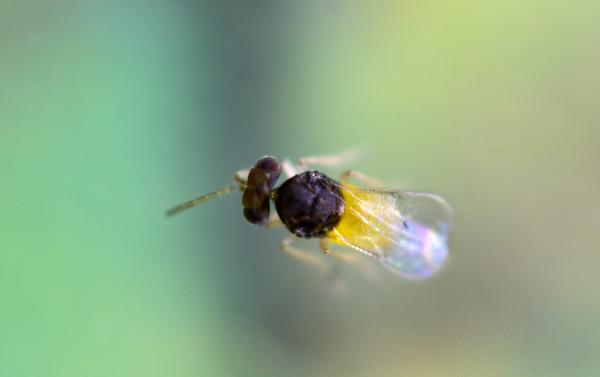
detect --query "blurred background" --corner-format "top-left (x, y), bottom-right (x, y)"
top-left (2, 1), bottom-right (600, 376)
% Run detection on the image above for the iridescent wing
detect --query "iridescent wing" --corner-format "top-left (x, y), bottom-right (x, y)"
top-left (326, 184), bottom-right (453, 280)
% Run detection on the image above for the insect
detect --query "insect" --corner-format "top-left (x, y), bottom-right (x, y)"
top-left (166, 151), bottom-right (452, 280)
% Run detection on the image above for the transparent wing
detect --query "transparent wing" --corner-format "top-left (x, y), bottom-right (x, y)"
top-left (328, 186), bottom-right (453, 280)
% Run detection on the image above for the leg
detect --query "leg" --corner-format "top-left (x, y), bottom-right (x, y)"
top-left (296, 147), bottom-right (366, 171)
top-left (281, 236), bottom-right (329, 273)
top-left (265, 212), bottom-right (283, 229)
top-left (320, 239), bottom-right (366, 264)
top-left (282, 237), bottom-right (347, 293)
top-left (319, 238), bottom-right (331, 254)
top-left (340, 170), bottom-right (385, 188)
top-left (281, 159), bottom-right (299, 179)
top-left (320, 239), bottom-right (380, 286)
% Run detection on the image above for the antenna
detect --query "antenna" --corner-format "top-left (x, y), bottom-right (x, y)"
top-left (166, 183), bottom-right (239, 217)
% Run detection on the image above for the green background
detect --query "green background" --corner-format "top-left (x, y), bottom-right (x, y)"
top-left (2, 1), bottom-right (599, 376)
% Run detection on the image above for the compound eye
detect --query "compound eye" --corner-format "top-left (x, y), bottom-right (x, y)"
top-left (242, 168), bottom-right (270, 208)
top-left (243, 205), bottom-right (269, 225)
top-left (254, 156), bottom-right (281, 190)
top-left (242, 167), bottom-right (271, 225)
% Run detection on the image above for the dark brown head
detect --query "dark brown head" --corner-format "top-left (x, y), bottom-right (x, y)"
top-left (242, 156), bottom-right (282, 224)
top-left (273, 171), bottom-right (344, 238)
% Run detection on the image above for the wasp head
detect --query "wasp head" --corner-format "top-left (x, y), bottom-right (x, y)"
top-left (241, 156), bottom-right (282, 225)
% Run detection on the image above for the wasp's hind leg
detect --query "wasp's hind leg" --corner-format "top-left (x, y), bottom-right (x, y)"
top-left (319, 239), bottom-right (378, 281)
top-left (281, 148), bottom-right (364, 177)
top-left (320, 239), bottom-right (376, 274)
top-left (281, 236), bottom-right (330, 273)
top-left (295, 147), bottom-right (365, 171)
top-left (320, 239), bottom-right (364, 263)
top-left (321, 239), bottom-right (381, 292)
top-left (340, 170), bottom-right (385, 188)
top-left (281, 237), bottom-right (348, 292)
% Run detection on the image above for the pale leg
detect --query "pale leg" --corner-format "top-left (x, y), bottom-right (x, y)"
top-left (265, 212), bottom-right (283, 229)
top-left (340, 170), bottom-right (385, 188)
top-left (296, 147), bottom-right (366, 171)
top-left (281, 236), bottom-right (329, 273)
top-left (321, 239), bottom-right (367, 265)
top-left (281, 159), bottom-right (299, 179)
top-left (282, 236), bottom-right (349, 292)
top-left (320, 239), bottom-right (380, 288)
